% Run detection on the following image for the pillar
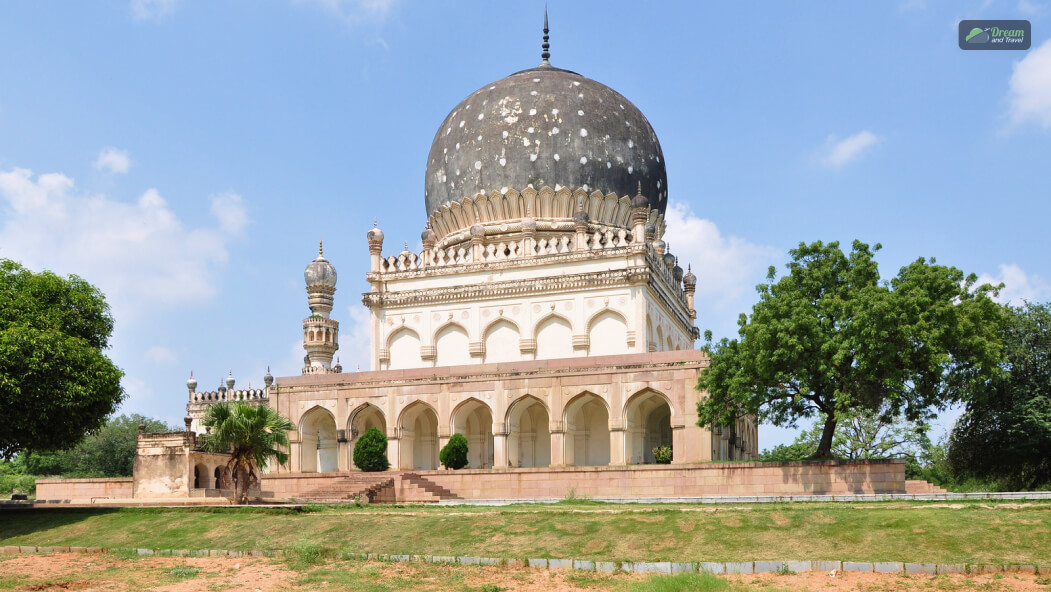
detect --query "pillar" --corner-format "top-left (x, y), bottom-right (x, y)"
top-left (609, 427), bottom-right (626, 465)
top-left (549, 429), bottom-right (565, 466)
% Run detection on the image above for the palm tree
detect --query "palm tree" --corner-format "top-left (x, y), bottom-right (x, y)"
top-left (200, 402), bottom-right (294, 504)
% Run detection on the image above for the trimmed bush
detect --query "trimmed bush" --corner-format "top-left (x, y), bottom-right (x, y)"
top-left (440, 433), bottom-right (469, 470)
top-left (353, 427), bottom-right (390, 472)
top-left (652, 446), bottom-right (672, 465)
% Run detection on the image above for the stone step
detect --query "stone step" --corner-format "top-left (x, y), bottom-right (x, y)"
top-left (400, 473), bottom-right (460, 500)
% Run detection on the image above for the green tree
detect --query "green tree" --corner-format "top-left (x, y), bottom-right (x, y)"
top-left (698, 240), bottom-right (1003, 458)
top-left (14, 414), bottom-right (168, 477)
top-left (353, 427), bottom-right (390, 472)
top-left (440, 433), bottom-right (469, 470)
top-left (948, 302), bottom-right (1051, 490)
top-left (0, 260), bottom-right (125, 458)
top-left (200, 402), bottom-right (294, 504)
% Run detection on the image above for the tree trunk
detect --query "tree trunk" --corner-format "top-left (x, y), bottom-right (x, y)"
top-left (234, 463), bottom-right (249, 505)
top-left (815, 414), bottom-right (837, 459)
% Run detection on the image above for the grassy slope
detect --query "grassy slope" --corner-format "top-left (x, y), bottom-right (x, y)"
top-left (1, 501), bottom-right (1049, 565)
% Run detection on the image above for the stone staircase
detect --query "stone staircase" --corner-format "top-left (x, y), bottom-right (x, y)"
top-left (295, 474), bottom-right (395, 503)
top-left (397, 473), bottom-right (461, 502)
top-left (905, 479), bottom-right (949, 494)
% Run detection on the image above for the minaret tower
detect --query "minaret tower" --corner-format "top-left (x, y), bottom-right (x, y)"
top-left (303, 241), bottom-right (340, 374)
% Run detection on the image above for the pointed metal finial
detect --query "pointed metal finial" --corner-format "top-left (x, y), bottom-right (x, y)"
top-left (373, 218), bottom-right (377, 228)
top-left (541, 6), bottom-right (550, 64)
top-left (637, 181), bottom-right (642, 195)
top-left (319, 239), bottom-right (323, 257)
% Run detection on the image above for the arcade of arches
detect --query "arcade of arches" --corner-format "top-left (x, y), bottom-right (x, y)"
top-left (268, 351), bottom-right (756, 473)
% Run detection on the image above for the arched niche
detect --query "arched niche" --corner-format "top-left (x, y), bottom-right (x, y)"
top-left (483, 319), bottom-right (520, 363)
top-left (348, 404), bottom-right (386, 470)
top-left (398, 402), bottom-right (439, 470)
top-left (388, 327), bottom-right (421, 370)
top-left (624, 389), bottom-right (673, 464)
top-left (300, 406), bottom-right (339, 473)
top-left (451, 398), bottom-right (494, 469)
top-left (506, 396), bottom-right (550, 468)
top-left (588, 310), bottom-right (627, 356)
top-left (435, 323), bottom-right (471, 367)
top-left (535, 315), bottom-right (573, 360)
top-left (563, 392), bottom-right (610, 466)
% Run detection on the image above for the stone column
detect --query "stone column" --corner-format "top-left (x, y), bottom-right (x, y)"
top-left (549, 428), bottom-right (565, 466)
top-left (387, 437), bottom-right (401, 470)
top-left (493, 434), bottom-right (508, 468)
top-left (609, 427), bottom-right (626, 465)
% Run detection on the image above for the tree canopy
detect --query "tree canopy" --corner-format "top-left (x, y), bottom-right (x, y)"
top-left (200, 402), bottom-right (293, 504)
top-left (0, 260), bottom-right (125, 458)
top-left (697, 240), bottom-right (1003, 458)
top-left (13, 414), bottom-right (169, 477)
top-left (948, 302), bottom-right (1051, 489)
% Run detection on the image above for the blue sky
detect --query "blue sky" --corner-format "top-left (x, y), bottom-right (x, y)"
top-left (1, 1), bottom-right (1049, 450)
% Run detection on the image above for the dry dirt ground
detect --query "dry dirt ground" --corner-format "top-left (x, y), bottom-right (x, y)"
top-left (0, 552), bottom-right (1047, 592)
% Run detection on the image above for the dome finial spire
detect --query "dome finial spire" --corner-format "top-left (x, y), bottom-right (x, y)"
top-left (541, 6), bottom-right (550, 65)
top-left (319, 239), bottom-right (323, 257)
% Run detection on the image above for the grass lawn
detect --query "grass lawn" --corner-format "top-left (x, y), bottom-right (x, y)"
top-left (1, 500), bottom-right (1049, 565)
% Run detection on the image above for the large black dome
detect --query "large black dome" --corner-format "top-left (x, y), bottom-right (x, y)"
top-left (424, 64), bottom-right (668, 220)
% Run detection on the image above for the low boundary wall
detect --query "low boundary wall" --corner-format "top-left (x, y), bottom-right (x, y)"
top-left (409, 460), bottom-right (905, 500)
top-left (32, 460), bottom-right (905, 502)
top-left (35, 478), bottom-right (133, 501)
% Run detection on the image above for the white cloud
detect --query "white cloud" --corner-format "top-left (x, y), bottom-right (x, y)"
top-left (662, 203), bottom-right (781, 337)
top-left (296, 0), bottom-right (399, 26)
top-left (976, 263), bottom-right (1051, 305)
top-left (0, 167), bottom-right (247, 318)
top-left (93, 148), bottom-right (131, 175)
top-left (820, 130), bottom-right (881, 168)
top-left (145, 345), bottom-right (178, 365)
top-left (1007, 39), bottom-right (1051, 129)
top-left (210, 191), bottom-right (249, 234)
top-left (131, 0), bottom-right (178, 21)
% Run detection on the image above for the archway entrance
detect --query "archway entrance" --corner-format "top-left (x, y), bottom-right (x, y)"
top-left (300, 407), bottom-right (339, 473)
top-left (398, 403), bottom-right (439, 470)
top-left (507, 397), bottom-right (550, 468)
top-left (451, 399), bottom-right (494, 469)
top-left (624, 390), bottom-right (673, 464)
top-left (564, 393), bottom-right (610, 466)
top-left (348, 404), bottom-right (386, 470)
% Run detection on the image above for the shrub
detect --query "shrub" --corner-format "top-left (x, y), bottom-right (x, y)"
top-left (353, 427), bottom-right (390, 472)
top-left (440, 433), bottom-right (469, 470)
top-left (653, 446), bottom-right (672, 464)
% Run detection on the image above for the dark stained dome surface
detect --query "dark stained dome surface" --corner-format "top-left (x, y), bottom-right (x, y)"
top-left (424, 64), bottom-right (668, 219)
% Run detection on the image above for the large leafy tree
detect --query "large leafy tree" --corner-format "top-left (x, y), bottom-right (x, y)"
top-left (200, 402), bottom-right (294, 504)
top-left (0, 260), bottom-right (125, 458)
top-left (758, 410), bottom-right (930, 462)
top-left (948, 302), bottom-right (1051, 489)
top-left (698, 240), bottom-right (1003, 458)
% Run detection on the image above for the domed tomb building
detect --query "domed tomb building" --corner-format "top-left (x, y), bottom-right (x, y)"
top-left (178, 22), bottom-right (759, 498)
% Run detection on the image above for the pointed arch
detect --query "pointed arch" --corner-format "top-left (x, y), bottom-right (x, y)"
top-left (506, 395), bottom-right (550, 468)
top-left (300, 406), bottom-right (338, 473)
top-left (623, 388), bottom-right (674, 465)
top-left (587, 309), bottom-right (628, 356)
top-left (387, 327), bottom-right (421, 370)
top-left (563, 391), bottom-right (610, 467)
top-left (433, 322), bottom-right (471, 367)
top-left (483, 318), bottom-right (521, 363)
top-left (451, 397), bottom-right (494, 469)
top-left (534, 313), bottom-right (573, 360)
top-left (397, 401), bottom-right (439, 470)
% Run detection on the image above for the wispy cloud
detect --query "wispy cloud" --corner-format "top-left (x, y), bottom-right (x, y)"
top-left (0, 166), bottom-right (248, 318)
top-left (662, 202), bottom-right (781, 338)
top-left (146, 345), bottom-right (178, 365)
top-left (93, 147), bottom-right (132, 175)
top-left (976, 263), bottom-right (1051, 305)
top-left (1018, 0), bottom-right (1046, 16)
top-left (1007, 39), bottom-right (1051, 129)
top-left (131, 0), bottom-right (178, 21)
top-left (820, 130), bottom-right (881, 168)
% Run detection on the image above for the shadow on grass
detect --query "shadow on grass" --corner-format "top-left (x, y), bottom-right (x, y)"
top-left (0, 507), bottom-right (122, 541)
